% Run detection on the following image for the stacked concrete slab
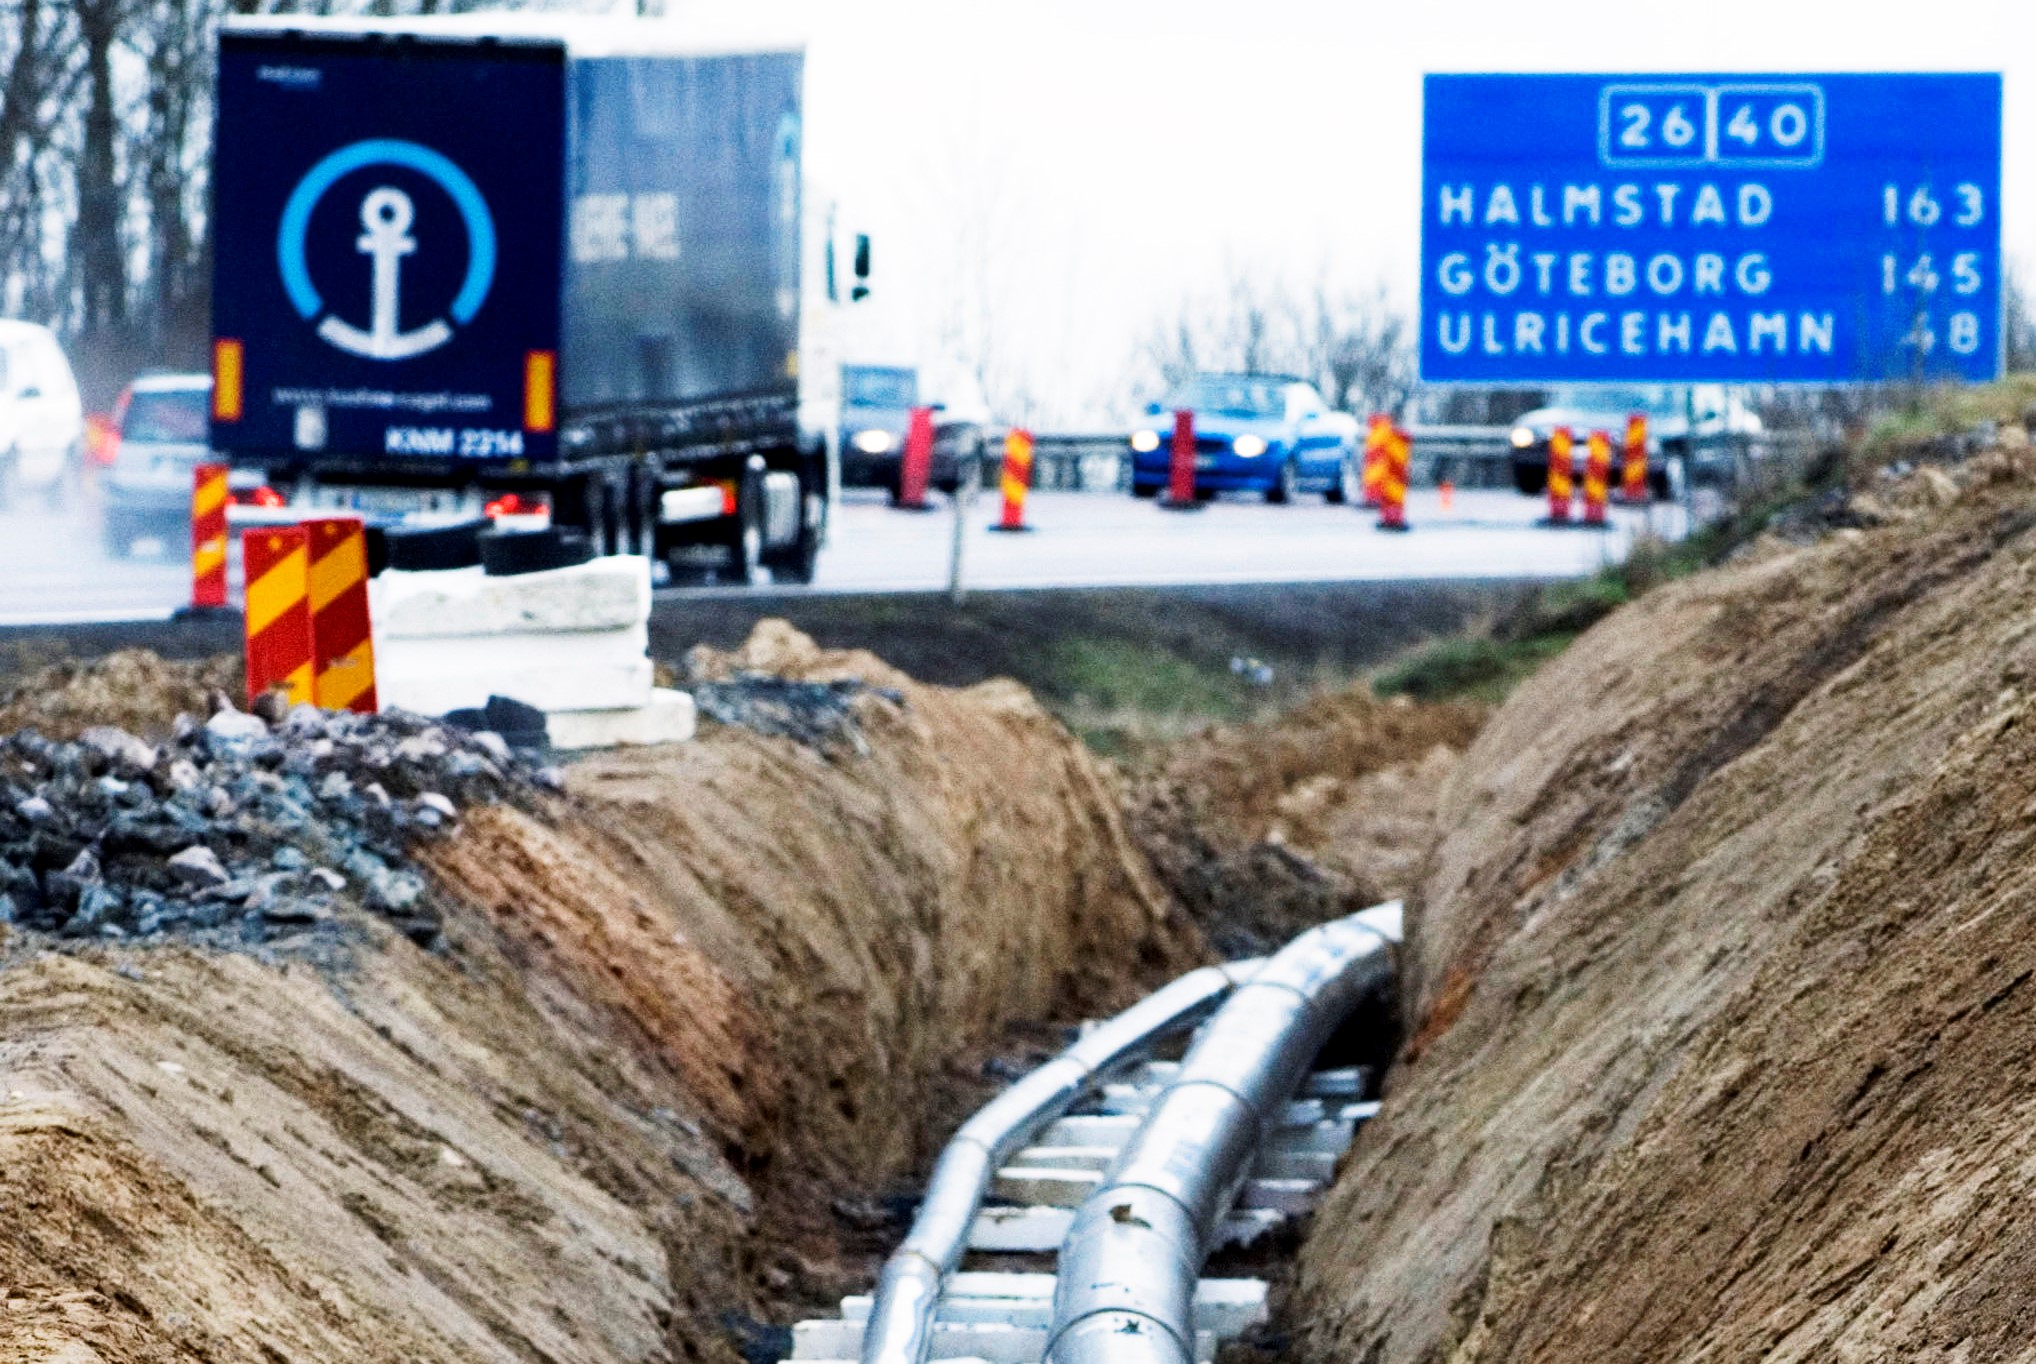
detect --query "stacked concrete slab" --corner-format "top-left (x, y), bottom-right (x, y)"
top-left (368, 556), bottom-right (694, 750)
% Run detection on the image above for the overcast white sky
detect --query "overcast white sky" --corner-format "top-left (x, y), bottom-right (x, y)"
top-left (649, 0), bottom-right (2030, 418)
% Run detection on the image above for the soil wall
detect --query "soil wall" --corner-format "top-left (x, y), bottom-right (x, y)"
top-left (1295, 447), bottom-right (2036, 1361)
top-left (0, 624), bottom-right (1197, 1362)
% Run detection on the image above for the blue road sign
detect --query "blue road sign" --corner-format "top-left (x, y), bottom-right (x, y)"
top-left (1420, 74), bottom-right (2002, 384)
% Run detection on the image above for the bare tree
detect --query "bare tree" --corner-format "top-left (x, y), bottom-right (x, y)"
top-left (70, 0), bottom-right (137, 397)
top-left (1304, 281), bottom-right (1415, 418)
top-left (2005, 260), bottom-right (2036, 374)
top-left (136, 0), bottom-right (215, 363)
top-left (0, 0), bottom-right (575, 403)
top-left (1136, 268), bottom-right (1415, 417)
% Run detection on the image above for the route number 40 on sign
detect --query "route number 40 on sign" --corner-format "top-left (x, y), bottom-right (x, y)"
top-left (1420, 74), bottom-right (2002, 384)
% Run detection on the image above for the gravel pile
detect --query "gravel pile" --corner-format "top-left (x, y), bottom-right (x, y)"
top-left (692, 673), bottom-right (904, 754)
top-left (0, 705), bottom-right (559, 947)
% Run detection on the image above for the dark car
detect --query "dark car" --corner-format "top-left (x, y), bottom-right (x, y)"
top-left (1128, 374), bottom-right (1361, 503)
top-left (839, 364), bottom-right (918, 489)
top-left (838, 363), bottom-right (992, 503)
top-left (1506, 385), bottom-right (1762, 499)
top-left (100, 373), bottom-right (212, 556)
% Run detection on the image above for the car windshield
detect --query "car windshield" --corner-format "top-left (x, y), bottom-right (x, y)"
top-left (122, 389), bottom-right (209, 443)
top-left (1544, 385), bottom-right (1678, 416)
top-left (1167, 378), bottom-right (1285, 419)
top-left (845, 368), bottom-right (916, 408)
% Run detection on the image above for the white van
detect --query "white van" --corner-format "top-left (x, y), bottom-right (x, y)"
top-left (0, 320), bottom-right (85, 507)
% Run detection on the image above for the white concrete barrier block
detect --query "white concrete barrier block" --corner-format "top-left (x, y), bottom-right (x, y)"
top-left (379, 658), bottom-right (654, 718)
top-left (546, 689), bottom-right (697, 751)
top-left (371, 555), bottom-right (650, 639)
top-left (377, 624), bottom-right (650, 677)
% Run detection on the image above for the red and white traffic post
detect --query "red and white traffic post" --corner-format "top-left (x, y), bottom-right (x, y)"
top-left (896, 405), bottom-right (935, 510)
top-left (1161, 408), bottom-right (1201, 511)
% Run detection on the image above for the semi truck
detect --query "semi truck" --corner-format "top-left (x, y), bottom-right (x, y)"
top-left (208, 15), bottom-right (837, 582)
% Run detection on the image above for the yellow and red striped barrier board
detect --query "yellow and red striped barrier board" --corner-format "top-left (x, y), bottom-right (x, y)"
top-left (1583, 430), bottom-right (1612, 526)
top-left (243, 526), bottom-right (314, 709)
top-left (305, 517), bottom-right (377, 714)
top-left (996, 429), bottom-right (1034, 531)
top-left (1547, 426), bottom-right (1575, 523)
top-left (1377, 427), bottom-right (1411, 530)
top-left (1361, 414), bottom-right (1391, 508)
top-left (1622, 414), bottom-right (1650, 503)
top-left (191, 464), bottom-right (229, 609)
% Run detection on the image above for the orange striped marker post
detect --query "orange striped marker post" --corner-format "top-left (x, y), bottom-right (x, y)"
top-left (191, 463), bottom-right (229, 609)
top-left (1583, 430), bottom-right (1612, 527)
top-left (1621, 413), bottom-right (1650, 503)
top-left (991, 428), bottom-right (1035, 532)
top-left (242, 526), bottom-right (314, 709)
top-left (305, 517), bottom-right (378, 713)
top-left (1361, 414), bottom-right (1391, 509)
top-left (1376, 426), bottom-right (1411, 532)
top-left (1546, 426), bottom-right (1575, 525)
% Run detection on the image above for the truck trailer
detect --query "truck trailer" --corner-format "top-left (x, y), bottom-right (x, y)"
top-left (208, 16), bottom-right (835, 582)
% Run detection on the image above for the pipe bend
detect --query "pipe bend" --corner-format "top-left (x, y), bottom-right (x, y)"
top-left (859, 955), bottom-right (1251, 1364)
top-left (1045, 906), bottom-right (1400, 1364)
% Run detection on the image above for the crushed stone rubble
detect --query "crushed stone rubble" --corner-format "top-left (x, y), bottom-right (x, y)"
top-left (0, 705), bottom-right (562, 947)
top-left (690, 673), bottom-right (904, 753)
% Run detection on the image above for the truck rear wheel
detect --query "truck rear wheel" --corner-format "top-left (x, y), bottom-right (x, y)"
top-left (762, 466), bottom-right (823, 585)
top-left (589, 473), bottom-right (625, 557)
top-left (724, 464), bottom-right (765, 585)
top-left (625, 465), bottom-right (653, 556)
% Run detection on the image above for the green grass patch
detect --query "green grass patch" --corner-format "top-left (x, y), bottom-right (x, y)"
top-left (1858, 374), bottom-right (2036, 468)
top-left (1374, 480), bottom-right (1820, 706)
top-left (1045, 635), bottom-right (1252, 756)
top-left (1048, 635), bottom-right (1246, 718)
top-left (1371, 633), bottom-right (1578, 705)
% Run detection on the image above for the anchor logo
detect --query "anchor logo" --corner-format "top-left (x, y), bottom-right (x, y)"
top-left (277, 138), bottom-right (496, 362)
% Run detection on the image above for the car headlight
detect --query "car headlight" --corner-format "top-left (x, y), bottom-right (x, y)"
top-left (852, 429), bottom-right (894, 455)
top-left (1233, 434), bottom-right (1267, 458)
top-left (1129, 429), bottom-right (1161, 453)
top-left (1509, 426), bottom-right (1536, 449)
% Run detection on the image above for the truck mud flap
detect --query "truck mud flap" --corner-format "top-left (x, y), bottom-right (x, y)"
top-left (480, 526), bottom-right (595, 577)
top-left (385, 519), bottom-right (490, 572)
top-left (762, 471), bottom-right (801, 547)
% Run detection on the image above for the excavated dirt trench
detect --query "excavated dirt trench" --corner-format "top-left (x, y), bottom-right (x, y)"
top-left (1294, 442), bottom-right (2036, 1362)
top-left (0, 623), bottom-right (1206, 1363)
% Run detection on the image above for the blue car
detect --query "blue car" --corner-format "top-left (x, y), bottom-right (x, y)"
top-left (1128, 374), bottom-right (1362, 503)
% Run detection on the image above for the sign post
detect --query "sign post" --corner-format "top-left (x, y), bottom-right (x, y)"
top-left (1420, 74), bottom-right (2002, 387)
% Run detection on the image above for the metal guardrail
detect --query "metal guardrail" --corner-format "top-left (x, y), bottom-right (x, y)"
top-left (1005, 425), bottom-right (1834, 498)
top-left (1028, 434), bottom-right (1130, 492)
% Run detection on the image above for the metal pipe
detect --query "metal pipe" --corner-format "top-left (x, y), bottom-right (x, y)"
top-left (858, 957), bottom-right (1264, 1364)
top-left (1045, 903), bottom-right (1402, 1364)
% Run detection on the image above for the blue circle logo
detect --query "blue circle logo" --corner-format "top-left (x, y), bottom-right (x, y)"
top-left (277, 138), bottom-right (496, 361)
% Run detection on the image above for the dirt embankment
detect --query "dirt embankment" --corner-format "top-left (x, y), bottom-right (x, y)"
top-left (0, 623), bottom-right (1198, 1362)
top-left (1295, 442), bottom-right (2036, 1361)
top-left (1125, 688), bottom-right (1484, 957)
top-left (0, 650), bottom-right (240, 742)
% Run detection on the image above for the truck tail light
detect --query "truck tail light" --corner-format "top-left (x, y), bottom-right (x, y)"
top-left (485, 491), bottom-right (552, 523)
top-left (84, 413), bottom-right (119, 467)
top-left (231, 485), bottom-right (286, 509)
top-left (523, 351), bottom-right (556, 433)
top-left (212, 340), bottom-right (244, 422)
